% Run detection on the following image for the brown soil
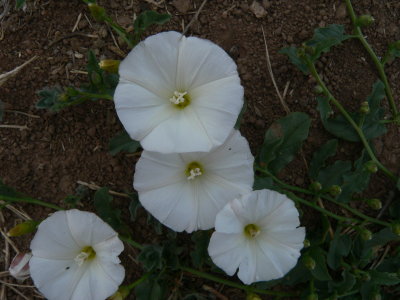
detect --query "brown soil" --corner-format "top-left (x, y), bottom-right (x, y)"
top-left (1, 0), bottom-right (399, 299)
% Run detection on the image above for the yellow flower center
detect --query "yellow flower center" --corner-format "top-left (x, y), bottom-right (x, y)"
top-left (244, 224), bottom-right (261, 238)
top-left (185, 162), bottom-right (204, 180)
top-left (74, 246), bottom-right (96, 266)
top-left (169, 91), bottom-right (190, 109)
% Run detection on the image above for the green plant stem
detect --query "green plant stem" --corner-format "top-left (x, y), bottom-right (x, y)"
top-left (180, 266), bottom-right (298, 297)
top-left (78, 91), bottom-right (113, 101)
top-left (344, 0), bottom-right (398, 117)
top-left (119, 235), bottom-right (144, 250)
top-left (255, 167), bottom-right (391, 227)
top-left (306, 60), bottom-right (396, 182)
top-left (0, 195), bottom-right (63, 210)
top-left (126, 272), bottom-right (151, 290)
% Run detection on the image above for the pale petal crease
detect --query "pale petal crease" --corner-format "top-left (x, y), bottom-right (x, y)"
top-left (237, 242), bottom-right (258, 285)
top-left (30, 211), bottom-right (80, 259)
top-left (118, 31), bottom-right (181, 95)
top-left (176, 35), bottom-right (239, 90)
top-left (93, 236), bottom-right (124, 264)
top-left (214, 198), bottom-right (247, 234)
top-left (140, 106), bottom-right (214, 153)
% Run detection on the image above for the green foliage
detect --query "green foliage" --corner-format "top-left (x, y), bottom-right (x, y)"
top-left (16, 0), bottom-right (26, 9)
top-left (36, 51), bottom-right (117, 111)
top-left (135, 277), bottom-right (164, 300)
top-left (63, 185), bottom-right (89, 208)
top-left (133, 11), bottom-right (171, 43)
top-left (259, 112), bottom-right (311, 174)
top-left (109, 131), bottom-right (141, 156)
top-left (327, 231), bottom-right (352, 270)
top-left (190, 231), bottom-right (211, 268)
top-left (382, 40), bottom-right (400, 65)
top-left (280, 25), bottom-right (350, 74)
top-left (309, 139), bottom-right (338, 180)
top-left (317, 81), bottom-right (386, 142)
top-left (94, 187), bottom-right (122, 230)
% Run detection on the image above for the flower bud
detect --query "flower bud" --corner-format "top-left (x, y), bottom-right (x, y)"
top-left (246, 293), bottom-right (261, 300)
top-left (361, 272), bottom-right (371, 282)
top-left (303, 255), bottom-right (316, 270)
top-left (9, 253), bottom-right (32, 281)
top-left (360, 228), bottom-right (372, 241)
top-left (391, 222), bottom-right (400, 236)
top-left (366, 198), bottom-right (382, 210)
top-left (314, 85), bottom-right (324, 94)
top-left (328, 185), bottom-right (342, 197)
top-left (371, 292), bottom-right (381, 300)
top-left (356, 15), bottom-right (375, 27)
top-left (108, 286), bottom-right (130, 300)
top-left (88, 3), bottom-right (106, 22)
top-left (7, 220), bottom-right (39, 237)
top-left (99, 60), bottom-right (120, 74)
top-left (359, 101), bottom-right (370, 114)
top-left (364, 161), bottom-right (377, 173)
top-left (309, 181), bottom-right (322, 192)
top-left (303, 239), bottom-right (311, 248)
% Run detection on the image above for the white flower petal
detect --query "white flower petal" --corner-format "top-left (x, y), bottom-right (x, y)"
top-left (30, 211), bottom-right (80, 259)
top-left (140, 106), bottom-right (214, 153)
top-left (29, 257), bottom-right (83, 300)
top-left (94, 236), bottom-right (124, 264)
top-left (209, 189), bottom-right (305, 285)
top-left (70, 260), bottom-right (124, 300)
top-left (176, 35), bottom-right (239, 90)
top-left (208, 232), bottom-right (246, 276)
top-left (119, 31), bottom-right (181, 96)
top-left (134, 130), bottom-right (254, 232)
top-left (66, 209), bottom-right (117, 246)
top-left (114, 31), bottom-right (244, 153)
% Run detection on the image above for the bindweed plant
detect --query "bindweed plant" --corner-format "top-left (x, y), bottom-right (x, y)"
top-left (2, 0), bottom-right (400, 299)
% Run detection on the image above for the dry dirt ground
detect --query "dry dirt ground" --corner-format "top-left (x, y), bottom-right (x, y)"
top-left (0, 0), bottom-right (399, 299)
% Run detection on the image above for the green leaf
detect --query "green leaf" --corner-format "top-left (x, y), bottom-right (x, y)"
top-left (109, 131), bottom-right (140, 156)
top-left (36, 86), bottom-right (65, 111)
top-left (135, 278), bottom-right (163, 300)
top-left (368, 270), bottom-right (400, 286)
top-left (16, 0), bottom-right (26, 9)
top-left (317, 81), bottom-right (386, 142)
top-left (317, 160), bottom-right (352, 189)
top-left (327, 230), bottom-right (352, 270)
top-left (190, 231), bottom-right (211, 268)
top-left (94, 187), bottom-right (121, 230)
top-left (309, 139), bottom-right (338, 180)
top-left (279, 46), bottom-right (309, 74)
top-left (134, 11), bottom-right (171, 37)
top-left (253, 176), bottom-right (274, 190)
top-left (365, 228), bottom-right (399, 248)
top-left (309, 247), bottom-right (332, 281)
top-left (259, 112), bottom-right (311, 174)
top-left (306, 24), bottom-right (351, 61)
top-left (383, 41), bottom-right (400, 65)
top-left (329, 269), bottom-right (356, 294)
top-left (0, 179), bottom-right (21, 198)
top-left (138, 245), bottom-right (163, 271)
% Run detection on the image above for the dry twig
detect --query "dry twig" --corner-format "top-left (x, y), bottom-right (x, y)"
top-left (76, 181), bottom-right (130, 198)
top-left (0, 56), bottom-right (38, 87)
top-left (182, 0), bottom-right (208, 36)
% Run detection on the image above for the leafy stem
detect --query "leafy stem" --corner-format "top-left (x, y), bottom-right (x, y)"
top-left (306, 59), bottom-right (396, 182)
top-left (0, 195), bottom-right (63, 210)
top-left (344, 0), bottom-right (398, 117)
top-left (180, 266), bottom-right (298, 297)
top-left (255, 167), bottom-right (391, 227)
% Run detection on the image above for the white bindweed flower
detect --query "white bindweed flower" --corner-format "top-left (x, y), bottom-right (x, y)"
top-left (29, 209), bottom-right (125, 300)
top-left (208, 189), bottom-right (305, 285)
top-left (134, 130), bottom-right (254, 233)
top-left (114, 31), bottom-right (244, 153)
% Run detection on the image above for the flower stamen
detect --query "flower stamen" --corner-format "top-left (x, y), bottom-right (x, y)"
top-left (244, 224), bottom-right (261, 238)
top-left (185, 162), bottom-right (204, 180)
top-left (169, 91), bottom-right (190, 108)
top-left (74, 246), bottom-right (96, 266)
